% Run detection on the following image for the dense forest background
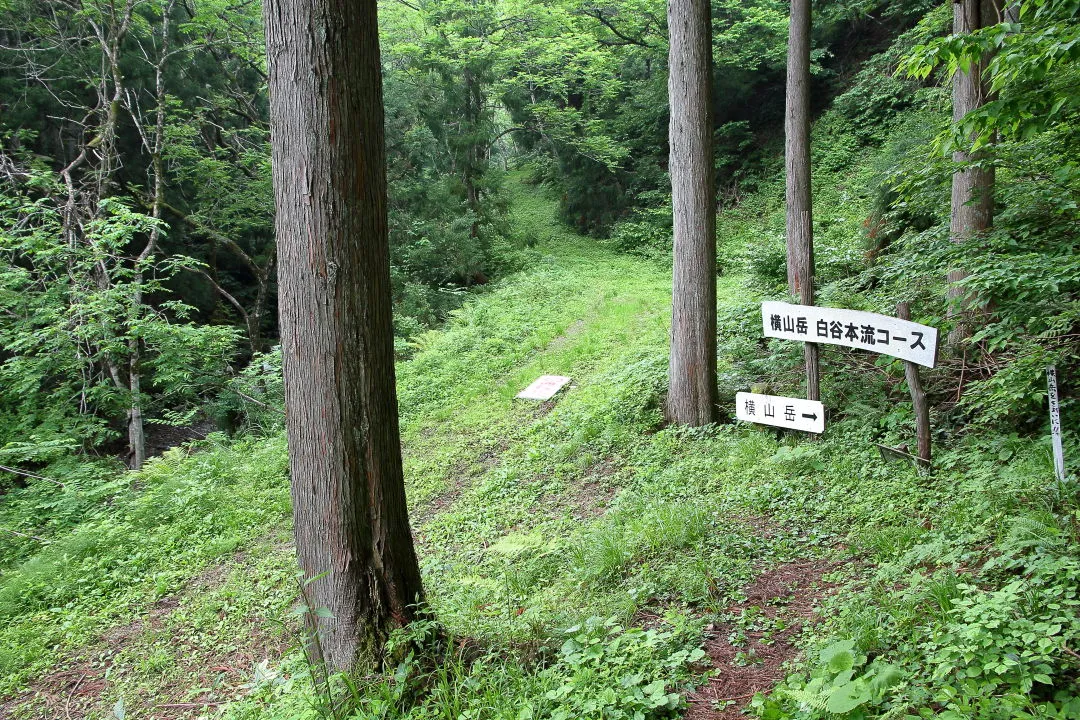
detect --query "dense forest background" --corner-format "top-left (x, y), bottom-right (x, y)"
top-left (1, 0), bottom-right (1076, 470)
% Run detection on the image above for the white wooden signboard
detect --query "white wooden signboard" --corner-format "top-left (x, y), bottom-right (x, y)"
top-left (736, 391), bottom-right (825, 434)
top-left (517, 375), bottom-right (571, 401)
top-left (761, 301), bottom-right (939, 368)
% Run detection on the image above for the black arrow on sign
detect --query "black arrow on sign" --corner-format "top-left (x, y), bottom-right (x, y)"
top-left (802, 413), bottom-right (818, 420)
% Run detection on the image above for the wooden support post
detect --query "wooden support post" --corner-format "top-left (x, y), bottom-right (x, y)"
top-left (897, 303), bottom-right (931, 469)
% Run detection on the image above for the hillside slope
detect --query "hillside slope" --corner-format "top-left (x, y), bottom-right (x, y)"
top-left (1, 177), bottom-right (743, 718)
top-left (1, 177), bottom-right (1074, 720)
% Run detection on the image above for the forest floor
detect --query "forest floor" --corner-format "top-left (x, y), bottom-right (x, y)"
top-left (0, 175), bottom-right (1067, 720)
top-left (1, 175), bottom-right (829, 719)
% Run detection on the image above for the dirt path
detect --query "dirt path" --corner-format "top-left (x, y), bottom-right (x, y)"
top-left (685, 560), bottom-right (840, 719)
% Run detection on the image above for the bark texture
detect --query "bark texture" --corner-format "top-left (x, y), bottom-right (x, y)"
top-left (785, 0), bottom-right (819, 403)
top-left (263, 0), bottom-right (424, 673)
top-left (948, 0), bottom-right (998, 346)
top-left (666, 0), bottom-right (717, 426)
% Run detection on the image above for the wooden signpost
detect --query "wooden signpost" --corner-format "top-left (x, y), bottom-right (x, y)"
top-left (897, 302), bottom-right (931, 468)
top-left (738, 302), bottom-right (940, 454)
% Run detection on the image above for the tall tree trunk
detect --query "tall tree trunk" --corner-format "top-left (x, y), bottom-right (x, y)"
top-left (948, 0), bottom-right (998, 347)
top-left (785, 0), bottom-right (819, 403)
top-left (666, 0), bottom-right (717, 426)
top-left (264, 0), bottom-right (425, 673)
top-left (463, 67), bottom-right (483, 239)
top-left (57, 0), bottom-right (137, 444)
top-left (126, 0), bottom-right (176, 470)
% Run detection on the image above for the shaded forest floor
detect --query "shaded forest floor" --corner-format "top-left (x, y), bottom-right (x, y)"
top-left (1, 176), bottom-right (1072, 720)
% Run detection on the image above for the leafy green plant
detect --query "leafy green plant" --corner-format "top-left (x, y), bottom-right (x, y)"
top-left (538, 615), bottom-right (704, 720)
top-left (214, 347), bottom-right (286, 435)
top-left (901, 0), bottom-right (1080, 150)
top-left (754, 639), bottom-right (904, 719)
top-left (605, 207), bottom-right (673, 263)
top-left (921, 556), bottom-right (1080, 717)
top-left (0, 161), bottom-right (241, 457)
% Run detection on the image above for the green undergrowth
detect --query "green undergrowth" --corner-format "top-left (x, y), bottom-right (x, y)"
top-left (0, 435), bottom-right (290, 696)
top-left (0, 173), bottom-right (1076, 720)
top-left (234, 179), bottom-right (1075, 720)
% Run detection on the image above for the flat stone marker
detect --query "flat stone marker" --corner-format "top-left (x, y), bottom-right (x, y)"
top-left (517, 375), bottom-right (572, 401)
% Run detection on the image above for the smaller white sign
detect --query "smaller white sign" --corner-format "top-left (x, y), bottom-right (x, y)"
top-left (762, 301), bottom-right (939, 368)
top-left (736, 391), bottom-right (824, 434)
top-left (517, 375), bottom-right (572, 401)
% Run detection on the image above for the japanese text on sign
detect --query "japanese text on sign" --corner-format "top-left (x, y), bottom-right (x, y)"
top-left (1048, 366), bottom-right (1065, 483)
top-left (736, 392), bottom-right (825, 434)
top-left (761, 301), bottom-right (939, 368)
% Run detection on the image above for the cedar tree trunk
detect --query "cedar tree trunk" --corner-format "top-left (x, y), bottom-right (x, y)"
top-left (785, 0), bottom-right (819, 402)
top-left (263, 0), bottom-right (425, 673)
top-left (666, 0), bottom-right (718, 426)
top-left (948, 0), bottom-right (998, 346)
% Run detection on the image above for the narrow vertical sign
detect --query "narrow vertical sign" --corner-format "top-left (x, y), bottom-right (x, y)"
top-left (1047, 366), bottom-right (1065, 483)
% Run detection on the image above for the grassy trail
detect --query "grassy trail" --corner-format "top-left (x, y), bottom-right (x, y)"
top-left (397, 177), bottom-right (767, 638)
top-left (2, 176), bottom-right (814, 720)
top-left (398, 174), bottom-right (675, 513)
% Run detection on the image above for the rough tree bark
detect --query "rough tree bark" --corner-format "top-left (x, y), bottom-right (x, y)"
top-left (948, 0), bottom-right (998, 347)
top-left (263, 0), bottom-right (425, 672)
top-left (666, 0), bottom-right (717, 426)
top-left (785, 0), bottom-right (819, 404)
